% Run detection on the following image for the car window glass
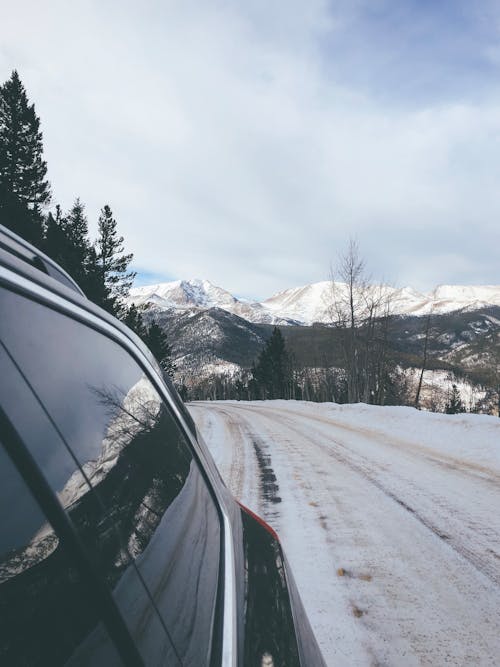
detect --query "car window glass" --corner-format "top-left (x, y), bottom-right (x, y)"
top-left (0, 340), bottom-right (174, 665)
top-left (0, 287), bottom-right (221, 666)
top-left (0, 441), bottom-right (122, 666)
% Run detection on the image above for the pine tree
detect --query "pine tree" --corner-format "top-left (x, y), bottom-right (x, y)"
top-left (45, 202), bottom-right (96, 296)
top-left (122, 303), bottom-right (148, 339)
top-left (445, 384), bottom-right (466, 414)
top-left (92, 205), bottom-right (135, 315)
top-left (0, 187), bottom-right (44, 245)
top-left (60, 198), bottom-right (91, 287)
top-left (144, 322), bottom-right (176, 378)
top-left (0, 71), bottom-right (50, 244)
top-left (121, 305), bottom-right (176, 380)
top-left (251, 327), bottom-right (291, 399)
top-left (44, 205), bottom-right (67, 262)
top-left (83, 244), bottom-right (110, 307)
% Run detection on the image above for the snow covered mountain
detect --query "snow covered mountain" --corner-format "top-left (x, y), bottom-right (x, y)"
top-left (129, 280), bottom-right (499, 408)
top-left (129, 279), bottom-right (500, 326)
top-left (129, 279), bottom-right (295, 325)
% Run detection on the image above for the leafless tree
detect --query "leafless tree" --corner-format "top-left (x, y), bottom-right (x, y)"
top-left (492, 346), bottom-right (500, 417)
top-left (329, 239), bottom-right (396, 405)
top-left (414, 310), bottom-right (433, 409)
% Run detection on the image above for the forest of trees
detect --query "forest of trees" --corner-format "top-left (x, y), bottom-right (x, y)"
top-left (191, 321), bottom-right (413, 405)
top-left (0, 70), bottom-right (175, 377)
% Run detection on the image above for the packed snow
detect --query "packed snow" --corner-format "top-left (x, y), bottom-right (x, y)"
top-left (130, 278), bottom-right (500, 326)
top-left (189, 400), bottom-right (500, 666)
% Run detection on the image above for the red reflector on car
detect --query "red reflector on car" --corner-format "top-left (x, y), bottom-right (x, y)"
top-left (237, 501), bottom-right (280, 542)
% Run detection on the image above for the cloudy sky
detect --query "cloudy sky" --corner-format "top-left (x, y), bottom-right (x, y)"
top-left (1, 0), bottom-right (500, 298)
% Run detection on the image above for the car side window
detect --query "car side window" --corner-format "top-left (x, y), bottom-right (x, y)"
top-left (1, 332), bottom-right (172, 666)
top-left (0, 440), bottom-right (122, 666)
top-left (0, 287), bottom-right (222, 666)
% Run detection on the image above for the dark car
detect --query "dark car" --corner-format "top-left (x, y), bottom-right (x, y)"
top-left (0, 224), bottom-right (326, 667)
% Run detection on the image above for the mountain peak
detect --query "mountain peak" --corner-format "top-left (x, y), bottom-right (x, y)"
top-left (130, 278), bottom-right (238, 310)
top-left (129, 279), bottom-right (500, 325)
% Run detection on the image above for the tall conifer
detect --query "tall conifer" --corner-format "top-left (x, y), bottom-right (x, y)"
top-left (251, 327), bottom-right (291, 399)
top-left (44, 204), bottom-right (67, 261)
top-left (122, 303), bottom-right (148, 338)
top-left (445, 384), bottom-right (466, 414)
top-left (145, 322), bottom-right (176, 378)
top-left (60, 198), bottom-right (90, 287)
top-left (93, 205), bottom-right (135, 314)
top-left (0, 71), bottom-right (50, 243)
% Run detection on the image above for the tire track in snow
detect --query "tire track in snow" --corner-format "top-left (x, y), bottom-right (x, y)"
top-left (194, 403), bottom-right (373, 664)
top-left (190, 404), bottom-right (260, 510)
top-left (199, 404), bottom-right (283, 521)
top-left (230, 402), bottom-right (500, 587)
top-left (267, 403), bottom-right (500, 485)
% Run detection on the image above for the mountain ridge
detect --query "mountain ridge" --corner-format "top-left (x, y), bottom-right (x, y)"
top-left (130, 278), bottom-right (500, 326)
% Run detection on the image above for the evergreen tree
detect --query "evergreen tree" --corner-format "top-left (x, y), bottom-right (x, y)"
top-left (122, 303), bottom-right (148, 339)
top-left (92, 205), bottom-right (135, 315)
top-left (0, 71), bottom-right (50, 244)
top-left (58, 198), bottom-right (91, 288)
top-left (44, 205), bottom-right (67, 262)
top-left (250, 327), bottom-right (291, 399)
top-left (144, 322), bottom-right (176, 378)
top-left (0, 186), bottom-right (44, 245)
top-left (45, 202), bottom-right (97, 298)
top-left (83, 244), bottom-right (110, 307)
top-left (0, 72), bottom-right (141, 325)
top-left (121, 306), bottom-right (175, 379)
top-left (445, 384), bottom-right (466, 414)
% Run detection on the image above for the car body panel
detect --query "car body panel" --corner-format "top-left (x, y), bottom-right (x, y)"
top-left (0, 224), bottom-right (326, 666)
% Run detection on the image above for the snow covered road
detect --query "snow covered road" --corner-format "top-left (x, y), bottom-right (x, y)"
top-left (189, 400), bottom-right (500, 666)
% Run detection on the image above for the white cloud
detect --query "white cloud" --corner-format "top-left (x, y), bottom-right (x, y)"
top-left (1, 0), bottom-right (499, 298)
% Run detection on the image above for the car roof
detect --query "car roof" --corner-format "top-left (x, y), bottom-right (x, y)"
top-left (0, 223), bottom-right (200, 436)
top-left (0, 225), bottom-right (84, 296)
top-left (0, 224), bottom-right (163, 374)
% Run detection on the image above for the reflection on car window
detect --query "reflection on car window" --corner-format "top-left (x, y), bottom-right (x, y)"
top-left (0, 446), bottom-right (58, 585)
top-left (0, 287), bottom-right (221, 666)
top-left (0, 442), bottom-right (122, 666)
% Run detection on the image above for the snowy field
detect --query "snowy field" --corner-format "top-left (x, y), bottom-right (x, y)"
top-left (189, 400), bottom-right (500, 666)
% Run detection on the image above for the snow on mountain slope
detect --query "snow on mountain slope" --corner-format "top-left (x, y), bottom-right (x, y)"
top-left (131, 279), bottom-right (237, 310)
top-left (129, 278), bottom-right (500, 325)
top-left (129, 279), bottom-right (294, 325)
top-left (262, 281), bottom-right (335, 323)
top-left (263, 282), bottom-right (500, 320)
top-left (428, 284), bottom-right (500, 314)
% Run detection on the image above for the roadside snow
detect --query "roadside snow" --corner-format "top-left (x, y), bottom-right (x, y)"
top-left (190, 400), bottom-right (500, 667)
top-left (282, 400), bottom-right (500, 474)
